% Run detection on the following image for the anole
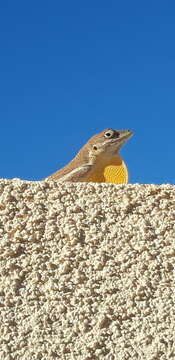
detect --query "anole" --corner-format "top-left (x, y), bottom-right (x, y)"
top-left (47, 128), bottom-right (133, 183)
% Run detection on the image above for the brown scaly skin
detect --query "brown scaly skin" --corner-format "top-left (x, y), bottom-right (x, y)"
top-left (47, 128), bottom-right (133, 182)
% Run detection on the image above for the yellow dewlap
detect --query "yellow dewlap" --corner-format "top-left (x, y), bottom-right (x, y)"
top-left (87, 155), bottom-right (128, 184)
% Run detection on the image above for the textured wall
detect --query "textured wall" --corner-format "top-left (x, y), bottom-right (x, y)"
top-left (0, 179), bottom-right (175, 359)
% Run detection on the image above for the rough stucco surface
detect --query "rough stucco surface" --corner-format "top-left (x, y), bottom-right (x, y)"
top-left (0, 179), bottom-right (175, 360)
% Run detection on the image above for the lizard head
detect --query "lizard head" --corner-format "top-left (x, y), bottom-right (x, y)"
top-left (87, 128), bottom-right (133, 165)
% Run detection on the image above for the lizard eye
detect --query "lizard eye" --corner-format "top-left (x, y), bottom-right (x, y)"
top-left (104, 129), bottom-right (120, 139)
top-left (104, 130), bottom-right (114, 138)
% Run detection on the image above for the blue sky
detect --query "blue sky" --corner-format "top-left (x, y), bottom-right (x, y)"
top-left (0, 0), bottom-right (175, 184)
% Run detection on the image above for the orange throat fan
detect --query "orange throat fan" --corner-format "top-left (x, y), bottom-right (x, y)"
top-left (87, 155), bottom-right (128, 184)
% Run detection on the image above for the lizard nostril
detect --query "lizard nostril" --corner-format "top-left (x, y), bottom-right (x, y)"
top-left (93, 145), bottom-right (98, 150)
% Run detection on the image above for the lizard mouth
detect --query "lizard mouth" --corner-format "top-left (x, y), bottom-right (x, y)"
top-left (112, 130), bottom-right (133, 143)
top-left (109, 130), bottom-right (133, 152)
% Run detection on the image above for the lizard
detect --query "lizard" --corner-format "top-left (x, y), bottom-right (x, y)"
top-left (46, 128), bottom-right (133, 183)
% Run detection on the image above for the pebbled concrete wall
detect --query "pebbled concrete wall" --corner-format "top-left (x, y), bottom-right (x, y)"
top-left (0, 179), bottom-right (174, 359)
